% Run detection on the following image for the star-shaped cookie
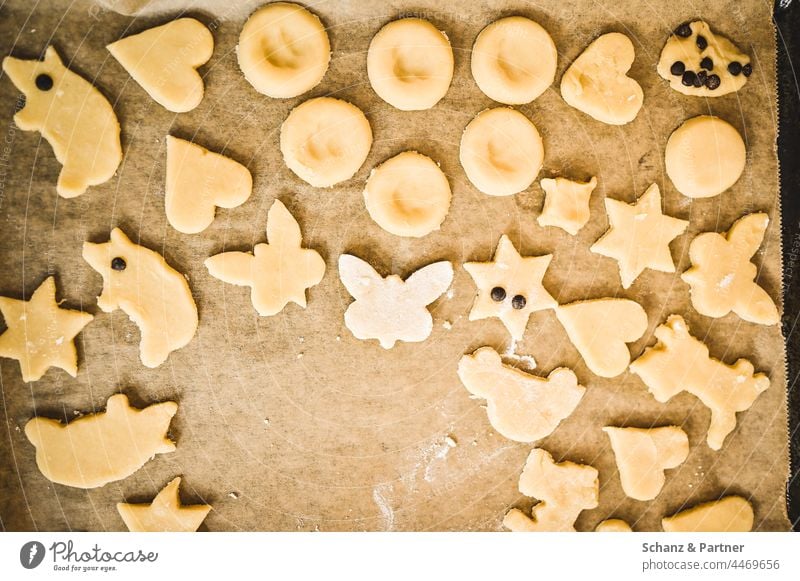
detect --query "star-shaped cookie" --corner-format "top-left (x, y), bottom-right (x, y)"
top-left (590, 183), bottom-right (688, 289)
top-left (0, 277), bottom-right (93, 382)
top-left (464, 235), bottom-right (557, 340)
top-left (117, 477), bottom-right (211, 532)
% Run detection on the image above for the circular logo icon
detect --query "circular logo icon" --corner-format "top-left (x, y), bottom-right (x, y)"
top-left (19, 541), bottom-right (45, 569)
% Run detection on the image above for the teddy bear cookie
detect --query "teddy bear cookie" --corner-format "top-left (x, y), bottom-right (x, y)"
top-left (657, 21), bottom-right (751, 97)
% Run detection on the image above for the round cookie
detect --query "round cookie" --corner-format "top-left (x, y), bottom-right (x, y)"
top-left (364, 151), bottom-right (451, 237)
top-left (280, 97), bottom-right (372, 188)
top-left (238, 2), bottom-right (330, 98)
top-left (459, 107), bottom-right (544, 196)
top-left (367, 18), bottom-right (454, 111)
top-left (471, 16), bottom-right (557, 105)
top-left (665, 116), bottom-right (745, 199)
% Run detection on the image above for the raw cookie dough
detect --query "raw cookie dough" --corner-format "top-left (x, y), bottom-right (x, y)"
top-left (464, 234), bottom-right (557, 341)
top-left (555, 298), bottom-right (648, 378)
top-left (363, 151), bottom-right (451, 237)
top-left (339, 255), bottom-right (452, 349)
top-left (503, 448), bottom-right (599, 532)
top-left (118, 477), bottom-right (211, 532)
top-left (630, 315), bottom-right (770, 450)
top-left (665, 116), bottom-right (746, 199)
top-left (0, 277), bottom-right (93, 382)
top-left (662, 496), bottom-right (754, 532)
top-left (165, 135), bottom-right (253, 234)
top-left (205, 199), bottom-right (325, 316)
top-left (657, 21), bottom-right (751, 97)
top-left (537, 176), bottom-right (597, 235)
top-left (2, 46), bottom-right (122, 198)
top-left (107, 18), bottom-right (213, 113)
top-left (24, 393), bottom-right (177, 489)
top-left (603, 426), bottom-right (689, 501)
top-left (459, 107), bottom-right (544, 196)
top-left (682, 213), bottom-right (778, 325)
top-left (590, 183), bottom-right (689, 289)
top-left (456, 347), bottom-right (585, 443)
top-left (560, 33), bottom-right (643, 125)
top-left (470, 16), bottom-right (557, 105)
top-left (237, 2), bottom-right (330, 98)
top-left (280, 97), bottom-right (373, 187)
top-left (82, 228), bottom-right (198, 368)
top-left (595, 519), bottom-right (632, 532)
top-left (367, 18), bottom-right (454, 110)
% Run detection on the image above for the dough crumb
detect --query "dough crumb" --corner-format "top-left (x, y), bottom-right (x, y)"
top-left (445, 435), bottom-right (457, 447)
top-left (228, 492), bottom-right (239, 500)
top-left (442, 321), bottom-right (452, 330)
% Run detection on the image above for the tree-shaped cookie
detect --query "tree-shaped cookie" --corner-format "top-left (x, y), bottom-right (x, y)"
top-left (0, 277), bottom-right (93, 382)
top-left (118, 477), bottom-right (211, 532)
top-left (662, 496), bottom-right (753, 532)
top-left (681, 212), bottom-right (779, 325)
top-left (464, 235), bottom-right (557, 341)
top-left (504, 448), bottom-right (599, 532)
top-left (339, 255), bottom-right (453, 349)
top-left (537, 176), bottom-right (597, 235)
top-left (630, 315), bottom-right (769, 450)
top-left (457, 347), bottom-right (585, 442)
top-left (24, 393), bottom-right (177, 489)
top-left (205, 200), bottom-right (325, 316)
top-left (603, 426), bottom-right (689, 501)
top-left (591, 183), bottom-right (688, 289)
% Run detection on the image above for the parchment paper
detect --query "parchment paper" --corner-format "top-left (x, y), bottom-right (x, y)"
top-left (0, 0), bottom-right (791, 531)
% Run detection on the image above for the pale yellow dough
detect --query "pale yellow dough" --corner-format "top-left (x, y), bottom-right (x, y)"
top-left (165, 136), bottom-right (252, 234)
top-left (24, 393), bottom-right (177, 489)
top-left (682, 213), bottom-right (778, 325)
top-left (471, 16), bottom-right (557, 105)
top-left (662, 496), bottom-right (754, 532)
top-left (504, 448), bottom-right (599, 532)
top-left (665, 116), bottom-right (746, 199)
top-left (0, 277), bottom-right (93, 382)
top-left (339, 255), bottom-right (453, 349)
top-left (560, 33), bottom-right (643, 125)
top-left (83, 228), bottom-right (198, 368)
top-left (460, 107), bottom-right (544, 196)
top-left (595, 519), bottom-right (632, 532)
top-left (630, 315), bottom-right (770, 450)
top-left (555, 298), bottom-right (648, 378)
top-left (538, 176), bottom-right (597, 235)
top-left (603, 426), bottom-right (689, 501)
top-left (237, 2), bottom-right (330, 98)
top-left (364, 151), bottom-right (451, 238)
top-left (280, 97), bottom-right (373, 187)
top-left (205, 200), bottom-right (325, 316)
top-left (590, 183), bottom-right (689, 289)
top-left (464, 235), bottom-right (557, 341)
top-left (118, 477), bottom-right (211, 532)
top-left (2, 47), bottom-right (122, 198)
top-left (367, 18), bottom-right (454, 111)
top-left (107, 18), bottom-right (213, 113)
top-left (457, 347), bottom-right (585, 443)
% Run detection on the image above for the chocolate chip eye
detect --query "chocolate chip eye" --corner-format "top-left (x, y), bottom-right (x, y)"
top-left (681, 70), bottom-right (697, 87)
top-left (728, 61), bottom-right (742, 76)
top-left (674, 22), bottom-right (692, 37)
top-left (111, 257), bottom-right (127, 271)
top-left (35, 74), bottom-right (53, 91)
top-left (700, 57), bottom-right (713, 70)
top-left (670, 61), bottom-right (685, 76)
top-left (696, 35), bottom-right (707, 50)
top-left (742, 63), bottom-right (752, 77)
top-left (490, 286), bottom-right (506, 302)
top-left (511, 295), bottom-right (526, 310)
top-left (705, 74), bottom-right (721, 90)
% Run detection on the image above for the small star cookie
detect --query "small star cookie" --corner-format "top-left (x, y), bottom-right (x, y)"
top-left (538, 176), bottom-right (597, 235)
top-left (205, 200), bottom-right (325, 316)
top-left (464, 235), bottom-right (556, 341)
top-left (0, 277), bottom-right (93, 382)
top-left (591, 183), bottom-right (688, 289)
top-left (118, 477), bottom-right (211, 532)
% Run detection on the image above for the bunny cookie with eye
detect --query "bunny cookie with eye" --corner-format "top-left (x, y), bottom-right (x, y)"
top-left (338, 255), bottom-right (453, 349)
top-left (2, 46), bottom-right (122, 198)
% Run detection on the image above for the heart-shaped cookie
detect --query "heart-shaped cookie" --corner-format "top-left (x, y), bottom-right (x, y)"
top-left (560, 32), bottom-right (643, 125)
top-left (107, 18), bottom-right (213, 113)
top-left (555, 298), bottom-right (648, 377)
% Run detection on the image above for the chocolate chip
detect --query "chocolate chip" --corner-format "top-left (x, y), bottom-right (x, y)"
top-left (695, 70), bottom-right (707, 86)
top-left (742, 63), bottom-right (752, 77)
top-left (511, 295), bottom-right (526, 310)
top-left (35, 74), bottom-right (53, 91)
top-left (700, 57), bottom-right (713, 70)
top-left (681, 70), bottom-right (697, 87)
top-left (670, 61), bottom-right (685, 76)
top-left (728, 61), bottom-right (742, 76)
top-left (696, 35), bottom-right (707, 50)
top-left (111, 257), bottom-right (126, 271)
top-left (705, 74), bottom-right (721, 90)
top-left (674, 22), bottom-right (692, 37)
top-left (490, 286), bottom-right (506, 302)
